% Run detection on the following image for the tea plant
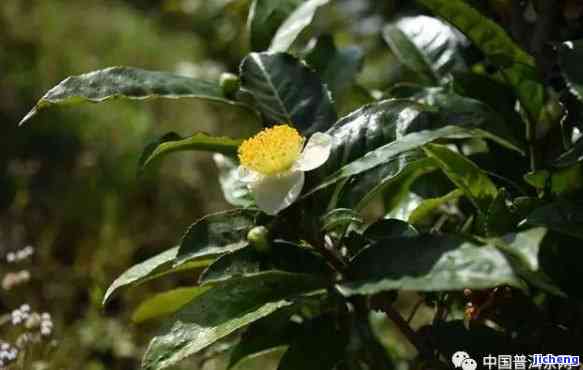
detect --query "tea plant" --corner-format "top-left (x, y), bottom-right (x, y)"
top-left (21, 0), bottom-right (583, 369)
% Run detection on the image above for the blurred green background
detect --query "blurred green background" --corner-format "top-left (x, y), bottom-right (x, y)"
top-left (1, 1), bottom-right (254, 369)
top-left (0, 1), bottom-right (416, 369)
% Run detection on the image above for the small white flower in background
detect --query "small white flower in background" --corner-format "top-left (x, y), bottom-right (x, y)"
top-left (237, 124), bottom-right (332, 215)
top-left (0, 341), bottom-right (18, 368)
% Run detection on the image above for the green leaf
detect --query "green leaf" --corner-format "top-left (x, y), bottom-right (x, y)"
top-left (266, 241), bottom-right (331, 276)
top-left (310, 100), bottom-right (433, 182)
top-left (452, 72), bottom-right (525, 140)
top-left (416, 0), bottom-right (550, 124)
top-left (103, 247), bottom-right (210, 305)
top-left (305, 35), bottom-right (364, 98)
top-left (498, 227), bottom-right (547, 273)
top-left (20, 66), bottom-right (252, 125)
top-left (416, 0), bottom-right (533, 66)
top-left (383, 15), bottom-right (466, 84)
top-left (142, 272), bottom-right (326, 370)
top-left (239, 52), bottom-right (337, 135)
top-left (363, 219), bottom-right (419, 242)
top-left (391, 86), bottom-right (524, 153)
top-left (320, 208), bottom-right (364, 233)
top-left (306, 95), bottom-right (524, 196)
top-left (139, 132), bottom-right (242, 173)
top-left (408, 189), bottom-right (464, 226)
top-left (310, 125), bottom-right (500, 197)
top-left (248, 0), bottom-right (303, 51)
top-left (558, 40), bottom-right (583, 103)
top-left (277, 316), bottom-right (346, 370)
top-left (494, 228), bottom-right (564, 296)
top-left (213, 154), bottom-right (255, 207)
top-left (132, 287), bottom-right (210, 323)
top-left (524, 164), bottom-right (583, 196)
top-left (269, 0), bottom-right (330, 53)
top-left (340, 153), bottom-right (437, 211)
top-left (229, 308), bottom-right (300, 369)
top-left (498, 63), bottom-right (553, 133)
top-left (199, 248), bottom-right (263, 284)
top-left (176, 209), bottom-right (260, 266)
top-left (525, 201), bottom-right (583, 240)
top-left (199, 241), bottom-right (330, 284)
top-left (422, 144), bottom-right (498, 213)
top-left (339, 235), bottom-right (523, 296)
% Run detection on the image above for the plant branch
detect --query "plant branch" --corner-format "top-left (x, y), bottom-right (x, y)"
top-left (371, 293), bottom-right (437, 363)
top-left (407, 297), bottom-right (426, 324)
top-left (315, 238), bottom-right (347, 273)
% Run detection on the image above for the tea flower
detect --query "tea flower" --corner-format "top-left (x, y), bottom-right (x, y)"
top-left (237, 125), bottom-right (332, 215)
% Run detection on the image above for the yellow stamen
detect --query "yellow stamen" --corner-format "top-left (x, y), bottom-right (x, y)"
top-left (238, 125), bottom-right (303, 175)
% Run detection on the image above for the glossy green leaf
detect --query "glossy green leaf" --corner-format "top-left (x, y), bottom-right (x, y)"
top-left (269, 0), bottom-right (330, 52)
top-left (408, 188), bottom-right (463, 226)
top-left (383, 15), bottom-right (466, 84)
top-left (200, 241), bottom-right (330, 284)
top-left (382, 164), bottom-right (451, 219)
top-left (422, 144), bottom-right (498, 213)
top-left (320, 208), bottom-right (364, 233)
top-left (139, 132), bottom-right (242, 172)
top-left (526, 201), bottom-right (583, 240)
top-left (310, 100), bottom-right (433, 183)
top-left (362, 219), bottom-right (419, 242)
top-left (278, 316), bottom-right (346, 370)
top-left (499, 63), bottom-right (552, 133)
top-left (213, 154), bottom-right (254, 207)
top-left (339, 235), bottom-right (523, 296)
top-left (20, 66), bottom-right (251, 125)
top-left (311, 125), bottom-right (506, 197)
top-left (416, 0), bottom-right (533, 66)
top-left (248, 0), bottom-right (303, 51)
top-left (239, 52), bottom-right (337, 135)
top-left (103, 247), bottom-right (210, 305)
top-left (558, 40), bottom-right (583, 103)
top-left (176, 209), bottom-right (260, 266)
top-left (199, 248), bottom-right (263, 284)
top-left (305, 35), bottom-right (364, 98)
top-left (142, 272), bottom-right (326, 370)
top-left (392, 86), bottom-right (524, 152)
top-left (266, 241), bottom-right (331, 276)
top-left (498, 227), bottom-right (547, 273)
top-left (416, 0), bottom-right (549, 124)
top-left (132, 287), bottom-right (210, 323)
top-left (341, 153), bottom-right (437, 211)
top-left (494, 228), bottom-right (564, 296)
top-left (306, 94), bottom-right (524, 197)
top-left (229, 308), bottom-right (300, 369)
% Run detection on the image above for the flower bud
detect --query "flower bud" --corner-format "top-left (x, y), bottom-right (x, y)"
top-left (247, 226), bottom-right (271, 253)
top-left (220, 73), bottom-right (240, 98)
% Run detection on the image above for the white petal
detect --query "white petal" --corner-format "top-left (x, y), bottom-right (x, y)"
top-left (237, 166), bottom-right (263, 183)
top-left (294, 132), bottom-right (332, 171)
top-left (249, 171), bottom-right (305, 215)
